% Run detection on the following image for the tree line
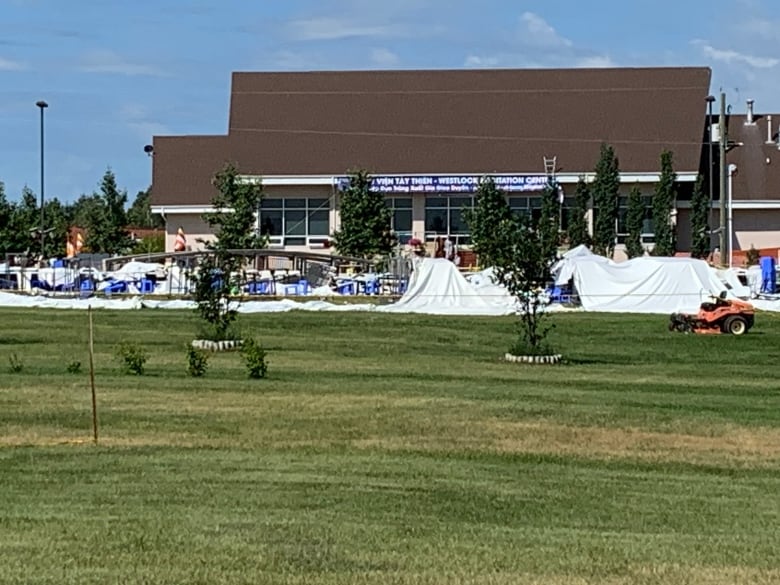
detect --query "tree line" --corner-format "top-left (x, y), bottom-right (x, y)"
top-left (0, 169), bottom-right (163, 260)
top-left (567, 144), bottom-right (710, 259)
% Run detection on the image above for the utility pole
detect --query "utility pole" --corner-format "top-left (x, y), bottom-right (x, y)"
top-left (718, 92), bottom-right (727, 266)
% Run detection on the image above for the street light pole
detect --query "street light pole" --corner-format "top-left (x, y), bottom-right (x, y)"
top-left (36, 100), bottom-right (48, 264)
top-left (718, 92), bottom-right (727, 267)
top-left (705, 95), bottom-right (715, 252)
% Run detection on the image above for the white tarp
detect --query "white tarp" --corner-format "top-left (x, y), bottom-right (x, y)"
top-left (573, 256), bottom-right (728, 313)
top-left (377, 258), bottom-right (514, 316)
top-left (552, 244), bottom-right (613, 285)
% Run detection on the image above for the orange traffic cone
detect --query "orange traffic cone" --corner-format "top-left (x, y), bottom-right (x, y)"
top-left (174, 227), bottom-right (187, 252)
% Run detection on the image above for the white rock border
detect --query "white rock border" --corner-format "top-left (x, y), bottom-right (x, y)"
top-left (191, 339), bottom-right (244, 352)
top-left (504, 353), bottom-right (562, 365)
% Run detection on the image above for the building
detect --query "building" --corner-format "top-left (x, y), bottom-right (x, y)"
top-left (148, 66), bottom-right (775, 260)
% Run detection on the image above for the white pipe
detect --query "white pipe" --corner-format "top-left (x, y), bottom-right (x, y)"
top-left (727, 164), bottom-right (737, 268)
top-left (768, 115), bottom-right (774, 143)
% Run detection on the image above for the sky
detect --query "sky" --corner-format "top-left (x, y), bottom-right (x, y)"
top-left (1, 0), bottom-right (779, 204)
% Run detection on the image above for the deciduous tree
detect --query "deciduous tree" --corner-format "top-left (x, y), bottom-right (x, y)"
top-left (466, 177), bottom-right (560, 357)
top-left (333, 170), bottom-right (394, 259)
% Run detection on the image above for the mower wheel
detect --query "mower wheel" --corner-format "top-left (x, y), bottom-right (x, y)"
top-left (723, 315), bottom-right (748, 336)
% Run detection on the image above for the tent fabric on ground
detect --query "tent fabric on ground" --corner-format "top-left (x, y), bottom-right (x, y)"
top-left (378, 258), bottom-right (514, 316)
top-left (572, 256), bottom-right (728, 314)
top-left (551, 244), bottom-right (613, 286)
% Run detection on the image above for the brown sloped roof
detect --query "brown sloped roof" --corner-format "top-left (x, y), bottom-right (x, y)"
top-left (152, 136), bottom-right (232, 206)
top-left (725, 114), bottom-right (780, 201)
top-left (153, 67), bottom-right (712, 207)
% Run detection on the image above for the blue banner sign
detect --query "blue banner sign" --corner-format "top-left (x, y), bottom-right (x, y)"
top-left (337, 175), bottom-right (550, 193)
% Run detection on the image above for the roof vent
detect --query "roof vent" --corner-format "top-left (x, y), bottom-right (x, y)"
top-left (746, 99), bottom-right (755, 125)
top-left (768, 115), bottom-right (774, 144)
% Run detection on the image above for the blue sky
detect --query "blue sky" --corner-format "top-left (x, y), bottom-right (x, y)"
top-left (1, 0), bottom-right (779, 204)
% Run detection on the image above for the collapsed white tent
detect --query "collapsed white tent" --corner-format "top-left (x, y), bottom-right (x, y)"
top-left (572, 256), bottom-right (728, 314)
top-left (377, 258), bottom-right (514, 316)
top-left (552, 244), bottom-right (613, 286)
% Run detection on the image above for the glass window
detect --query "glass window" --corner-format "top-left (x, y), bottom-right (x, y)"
top-left (391, 197), bottom-right (412, 209)
top-left (450, 209), bottom-right (470, 234)
top-left (393, 209), bottom-right (412, 232)
top-left (260, 198), bottom-right (283, 210)
top-left (425, 195), bottom-right (448, 209)
top-left (308, 198), bottom-right (329, 210)
top-left (308, 209), bottom-right (329, 235)
top-left (285, 210), bottom-right (306, 236)
top-left (260, 210), bottom-right (282, 236)
top-left (425, 209), bottom-right (448, 233)
top-left (258, 197), bottom-right (332, 245)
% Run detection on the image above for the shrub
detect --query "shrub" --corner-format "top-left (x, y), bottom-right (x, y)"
top-left (66, 361), bottom-right (82, 374)
top-left (186, 345), bottom-right (209, 377)
top-left (115, 342), bottom-right (148, 375)
top-left (8, 353), bottom-right (23, 373)
top-left (240, 338), bottom-right (268, 379)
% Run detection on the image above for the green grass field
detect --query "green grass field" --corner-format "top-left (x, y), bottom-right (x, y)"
top-left (1, 307), bottom-right (779, 584)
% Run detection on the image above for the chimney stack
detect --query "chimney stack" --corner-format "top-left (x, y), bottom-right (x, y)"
top-left (746, 99), bottom-right (755, 124)
top-left (768, 115), bottom-right (774, 143)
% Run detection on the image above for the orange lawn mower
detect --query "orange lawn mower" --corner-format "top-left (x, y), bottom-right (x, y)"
top-left (669, 291), bottom-right (755, 335)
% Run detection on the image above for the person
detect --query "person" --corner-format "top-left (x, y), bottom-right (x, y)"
top-left (434, 237), bottom-right (445, 258)
top-left (444, 237), bottom-right (454, 261)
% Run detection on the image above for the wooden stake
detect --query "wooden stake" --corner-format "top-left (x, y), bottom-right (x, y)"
top-left (88, 306), bottom-right (98, 444)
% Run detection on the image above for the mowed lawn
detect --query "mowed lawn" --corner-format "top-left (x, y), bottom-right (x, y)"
top-left (1, 307), bottom-right (779, 585)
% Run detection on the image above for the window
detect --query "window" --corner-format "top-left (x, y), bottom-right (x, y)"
top-left (386, 197), bottom-right (412, 243)
top-left (509, 195), bottom-right (573, 230)
top-left (425, 195), bottom-right (474, 244)
top-left (259, 197), bottom-right (330, 246)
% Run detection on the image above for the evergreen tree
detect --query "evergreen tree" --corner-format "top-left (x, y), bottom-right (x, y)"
top-left (591, 143), bottom-right (620, 258)
top-left (4, 187), bottom-right (39, 257)
top-left (127, 187), bottom-right (164, 228)
top-left (332, 170), bottom-right (394, 259)
top-left (651, 150), bottom-right (677, 256)
top-left (689, 174), bottom-right (710, 259)
top-left (624, 184), bottom-right (645, 259)
top-left (567, 177), bottom-right (591, 247)
top-left (42, 198), bottom-right (70, 258)
top-left (85, 169), bottom-right (131, 254)
top-left (0, 182), bottom-right (14, 256)
top-left (466, 178), bottom-right (560, 357)
top-left (68, 194), bottom-right (104, 232)
top-left (464, 177), bottom-right (515, 269)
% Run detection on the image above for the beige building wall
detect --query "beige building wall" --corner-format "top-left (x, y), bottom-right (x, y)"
top-left (733, 210), bottom-right (780, 251)
top-left (166, 215), bottom-right (213, 252)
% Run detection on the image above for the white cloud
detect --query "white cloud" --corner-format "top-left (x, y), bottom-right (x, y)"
top-left (576, 55), bottom-right (617, 68)
top-left (78, 50), bottom-right (167, 77)
top-left (370, 48), bottom-right (400, 66)
top-left (692, 40), bottom-right (779, 69)
top-left (519, 12), bottom-right (572, 48)
top-left (464, 55), bottom-right (500, 67)
top-left (464, 12), bottom-right (614, 70)
top-left (119, 103), bottom-right (171, 139)
top-left (738, 17), bottom-right (780, 42)
top-left (0, 56), bottom-right (25, 70)
top-left (286, 17), bottom-right (401, 41)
